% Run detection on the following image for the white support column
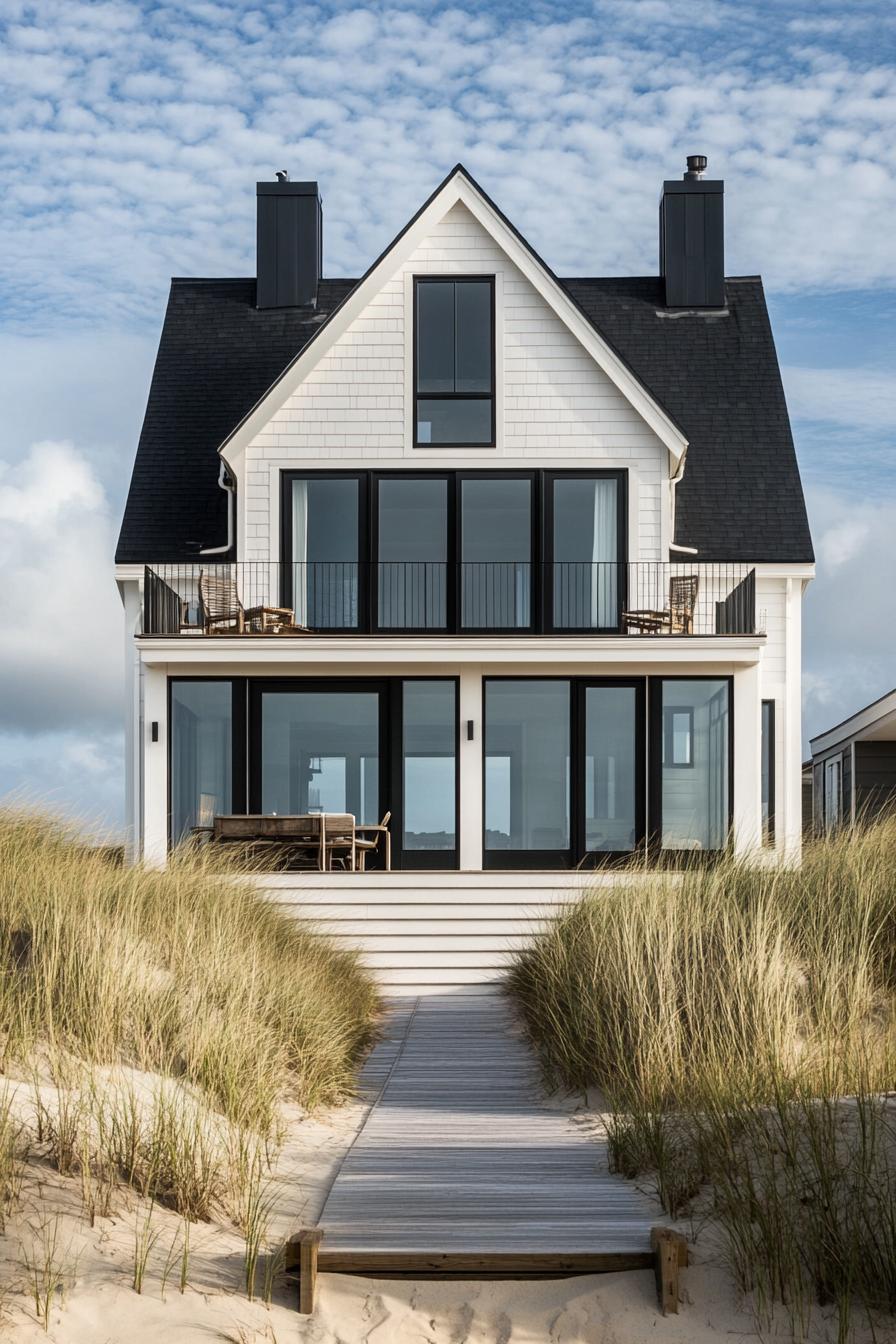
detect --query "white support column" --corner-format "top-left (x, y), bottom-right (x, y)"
top-left (732, 661), bottom-right (761, 856)
top-left (120, 580), bottom-right (144, 864)
top-left (459, 667), bottom-right (483, 871)
top-left (782, 578), bottom-right (804, 864)
top-left (142, 665), bottom-right (169, 867)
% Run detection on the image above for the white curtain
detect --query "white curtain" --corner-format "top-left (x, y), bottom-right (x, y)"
top-left (590, 479), bottom-right (617, 627)
top-left (291, 480), bottom-right (309, 628)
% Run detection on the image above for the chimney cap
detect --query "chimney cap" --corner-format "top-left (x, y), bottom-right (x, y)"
top-left (685, 154), bottom-right (708, 179)
top-left (275, 168), bottom-right (289, 182)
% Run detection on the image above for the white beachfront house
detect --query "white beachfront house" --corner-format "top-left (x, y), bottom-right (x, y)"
top-left (115, 158), bottom-right (814, 992)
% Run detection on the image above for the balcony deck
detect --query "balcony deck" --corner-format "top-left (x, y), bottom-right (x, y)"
top-left (142, 561), bottom-right (758, 637)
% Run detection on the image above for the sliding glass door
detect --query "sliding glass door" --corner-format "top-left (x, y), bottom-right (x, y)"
top-left (376, 477), bottom-right (448, 630)
top-left (547, 473), bottom-right (623, 631)
top-left (460, 476), bottom-right (533, 630)
top-left (483, 678), bottom-right (643, 868)
top-left (285, 474), bottom-right (363, 629)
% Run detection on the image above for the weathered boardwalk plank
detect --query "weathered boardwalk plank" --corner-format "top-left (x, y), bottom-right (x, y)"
top-left (317, 994), bottom-right (662, 1260)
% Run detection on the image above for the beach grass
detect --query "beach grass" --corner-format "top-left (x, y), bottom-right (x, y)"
top-left (0, 807), bottom-right (380, 1132)
top-left (508, 819), bottom-right (896, 1336)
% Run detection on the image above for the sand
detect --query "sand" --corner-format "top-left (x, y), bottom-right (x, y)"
top-left (2, 1073), bottom-right (892, 1343)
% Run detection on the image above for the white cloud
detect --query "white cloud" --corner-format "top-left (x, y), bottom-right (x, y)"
top-left (0, 0), bottom-right (894, 333)
top-left (783, 366), bottom-right (896, 430)
top-left (0, 440), bottom-right (123, 736)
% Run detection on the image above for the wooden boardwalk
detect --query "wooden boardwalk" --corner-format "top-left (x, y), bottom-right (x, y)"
top-left (315, 993), bottom-right (664, 1276)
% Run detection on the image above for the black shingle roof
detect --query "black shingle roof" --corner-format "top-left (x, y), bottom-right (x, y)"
top-left (115, 273), bottom-right (813, 564)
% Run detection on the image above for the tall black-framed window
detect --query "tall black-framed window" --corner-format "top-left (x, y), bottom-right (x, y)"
top-left (392, 678), bottom-right (459, 870)
top-left (649, 677), bottom-right (734, 855)
top-left (482, 676), bottom-right (645, 870)
top-left (280, 471), bottom-right (368, 632)
top-left (545, 471), bottom-right (627, 632)
top-left (761, 699), bottom-right (775, 846)
top-left (414, 277), bottom-right (495, 446)
top-left (168, 678), bottom-right (246, 845)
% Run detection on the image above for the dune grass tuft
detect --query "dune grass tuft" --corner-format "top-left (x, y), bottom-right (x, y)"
top-left (508, 818), bottom-right (896, 1337)
top-left (0, 807), bottom-right (380, 1132)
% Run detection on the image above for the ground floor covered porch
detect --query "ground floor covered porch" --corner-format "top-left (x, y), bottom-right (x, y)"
top-left (135, 643), bottom-right (773, 862)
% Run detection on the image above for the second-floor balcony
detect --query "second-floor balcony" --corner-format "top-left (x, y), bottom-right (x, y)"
top-left (143, 562), bottom-right (759, 638)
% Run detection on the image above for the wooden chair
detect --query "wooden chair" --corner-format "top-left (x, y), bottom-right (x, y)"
top-left (355, 812), bottom-right (392, 871)
top-left (623, 575), bottom-right (699, 635)
top-left (319, 813), bottom-right (357, 871)
top-left (198, 569), bottom-right (295, 635)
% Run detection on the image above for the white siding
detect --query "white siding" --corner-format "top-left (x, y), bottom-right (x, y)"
top-left (241, 201), bottom-right (667, 562)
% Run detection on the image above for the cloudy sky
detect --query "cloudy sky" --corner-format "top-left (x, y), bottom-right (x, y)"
top-left (1, 0), bottom-right (894, 833)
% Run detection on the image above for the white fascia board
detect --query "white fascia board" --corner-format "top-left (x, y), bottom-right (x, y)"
top-left (219, 169), bottom-right (687, 468)
top-left (752, 562), bottom-right (815, 580)
top-left (137, 635), bottom-right (763, 672)
top-left (810, 688), bottom-right (896, 756)
top-left (115, 564), bottom-right (145, 582)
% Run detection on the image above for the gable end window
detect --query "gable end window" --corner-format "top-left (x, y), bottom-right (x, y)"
top-left (415, 278), bottom-right (494, 446)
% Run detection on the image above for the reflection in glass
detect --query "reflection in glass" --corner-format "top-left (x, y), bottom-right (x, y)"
top-left (660, 680), bottom-right (729, 851)
top-left (552, 478), bottom-right (618, 628)
top-left (461, 478), bottom-right (531, 628)
top-left (403, 681), bottom-right (456, 850)
top-left (416, 399), bottom-right (492, 446)
top-left (291, 477), bottom-right (359, 628)
top-left (378, 479), bottom-right (447, 628)
top-left (171, 681), bottom-right (232, 842)
top-left (485, 680), bottom-right (570, 851)
top-left (260, 691), bottom-right (379, 823)
top-left (585, 686), bottom-right (637, 852)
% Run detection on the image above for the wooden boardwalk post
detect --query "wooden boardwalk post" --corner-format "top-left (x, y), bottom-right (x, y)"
top-left (651, 1227), bottom-right (687, 1314)
top-left (286, 1228), bottom-right (323, 1314)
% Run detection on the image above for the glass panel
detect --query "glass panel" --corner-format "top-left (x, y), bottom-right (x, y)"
top-left (585, 686), bottom-right (637, 852)
top-left (660, 680), bottom-right (729, 851)
top-left (485, 680), bottom-right (570, 851)
top-left (416, 398), bottom-right (492, 446)
top-left (761, 701), bottom-right (774, 845)
top-left (170, 681), bottom-right (232, 843)
top-left (824, 757), bottom-right (841, 831)
top-left (291, 477), bottom-right (359, 628)
top-left (461, 478), bottom-right (531, 629)
top-left (260, 691), bottom-right (379, 823)
top-left (403, 681), bottom-right (456, 851)
top-left (552, 477), bottom-right (618, 628)
top-left (377, 479), bottom-right (447, 628)
top-left (455, 281), bottom-right (492, 393)
top-left (416, 282), bottom-right (455, 394)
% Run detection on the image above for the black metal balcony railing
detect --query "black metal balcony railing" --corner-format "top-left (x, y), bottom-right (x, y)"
top-left (143, 562), bottom-right (758, 637)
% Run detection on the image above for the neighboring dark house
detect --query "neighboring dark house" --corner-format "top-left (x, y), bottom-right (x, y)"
top-left (807, 688), bottom-right (896, 831)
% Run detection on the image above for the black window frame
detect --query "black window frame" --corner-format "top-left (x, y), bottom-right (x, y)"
top-left (392, 677), bottom-right (460, 870)
top-left (168, 674), bottom-right (459, 870)
top-left (280, 468), bottom-right (627, 636)
top-left (167, 677), bottom-right (247, 848)
top-left (648, 675), bottom-right (735, 862)
top-left (413, 276), bottom-right (496, 449)
top-left (279, 470), bottom-right (369, 632)
top-left (544, 470), bottom-right (628, 633)
top-left (482, 675), bottom-right (646, 871)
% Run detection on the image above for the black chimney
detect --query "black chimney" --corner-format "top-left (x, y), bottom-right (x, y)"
top-left (256, 174), bottom-right (322, 309)
top-left (659, 155), bottom-right (724, 308)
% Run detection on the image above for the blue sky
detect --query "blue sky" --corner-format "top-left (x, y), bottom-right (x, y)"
top-left (0, 0), bottom-right (894, 832)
